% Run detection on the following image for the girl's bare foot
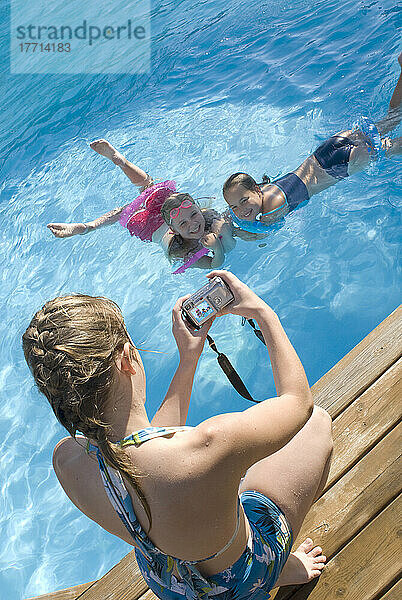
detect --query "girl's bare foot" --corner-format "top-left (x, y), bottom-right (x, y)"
top-left (89, 139), bottom-right (125, 167)
top-left (274, 538), bottom-right (327, 587)
top-left (47, 223), bottom-right (87, 238)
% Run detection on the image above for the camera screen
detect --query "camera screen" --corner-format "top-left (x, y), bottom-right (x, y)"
top-left (188, 300), bottom-right (215, 324)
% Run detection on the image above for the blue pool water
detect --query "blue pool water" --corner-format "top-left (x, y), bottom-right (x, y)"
top-left (0, 0), bottom-right (401, 597)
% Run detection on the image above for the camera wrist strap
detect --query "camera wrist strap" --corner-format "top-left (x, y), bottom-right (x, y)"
top-left (242, 318), bottom-right (266, 346)
top-left (206, 334), bottom-right (261, 403)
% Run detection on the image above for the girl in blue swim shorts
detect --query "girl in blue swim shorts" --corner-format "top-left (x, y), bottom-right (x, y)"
top-left (223, 52), bottom-right (402, 233)
top-left (24, 270), bottom-right (333, 599)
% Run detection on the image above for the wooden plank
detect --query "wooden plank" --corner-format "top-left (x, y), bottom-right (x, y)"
top-left (325, 357), bottom-right (401, 490)
top-left (289, 494), bottom-right (402, 600)
top-left (380, 578), bottom-right (402, 599)
top-left (293, 423), bottom-right (401, 556)
top-left (25, 582), bottom-right (95, 600)
top-left (270, 424), bottom-right (401, 600)
top-left (137, 591), bottom-right (159, 600)
top-left (311, 305), bottom-right (401, 417)
top-left (76, 550), bottom-right (147, 600)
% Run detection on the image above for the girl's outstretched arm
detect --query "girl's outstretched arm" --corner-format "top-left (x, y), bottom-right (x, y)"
top-left (90, 139), bottom-right (153, 188)
top-left (389, 52), bottom-right (402, 110)
top-left (48, 140), bottom-right (155, 239)
top-left (47, 204), bottom-right (126, 238)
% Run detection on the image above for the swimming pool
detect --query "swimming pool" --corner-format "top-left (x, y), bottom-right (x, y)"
top-left (1, 0), bottom-right (401, 596)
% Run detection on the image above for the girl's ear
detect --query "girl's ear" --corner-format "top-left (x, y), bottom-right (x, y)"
top-left (170, 220), bottom-right (179, 233)
top-left (119, 342), bottom-right (137, 375)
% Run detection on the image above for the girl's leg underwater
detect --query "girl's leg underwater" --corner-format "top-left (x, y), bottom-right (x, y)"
top-left (375, 52), bottom-right (402, 137)
top-left (383, 136), bottom-right (402, 157)
top-left (90, 139), bottom-right (152, 187)
top-left (347, 53), bottom-right (402, 173)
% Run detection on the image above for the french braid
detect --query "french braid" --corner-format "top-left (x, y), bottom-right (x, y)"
top-left (22, 294), bottom-right (152, 529)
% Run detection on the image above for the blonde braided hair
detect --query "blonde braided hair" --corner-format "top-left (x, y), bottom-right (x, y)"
top-left (22, 294), bottom-right (152, 529)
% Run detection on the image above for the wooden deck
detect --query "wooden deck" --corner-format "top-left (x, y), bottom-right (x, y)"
top-left (27, 306), bottom-right (402, 600)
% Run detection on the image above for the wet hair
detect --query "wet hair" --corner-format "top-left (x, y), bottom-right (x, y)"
top-left (22, 294), bottom-right (152, 529)
top-left (161, 193), bottom-right (215, 261)
top-left (222, 172), bottom-right (271, 201)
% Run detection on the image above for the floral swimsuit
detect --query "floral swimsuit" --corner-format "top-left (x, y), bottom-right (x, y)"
top-left (88, 426), bottom-right (293, 600)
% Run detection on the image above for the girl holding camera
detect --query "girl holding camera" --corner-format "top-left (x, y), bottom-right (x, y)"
top-left (23, 271), bottom-right (332, 599)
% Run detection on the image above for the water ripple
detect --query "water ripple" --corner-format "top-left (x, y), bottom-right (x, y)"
top-left (0, 0), bottom-right (400, 597)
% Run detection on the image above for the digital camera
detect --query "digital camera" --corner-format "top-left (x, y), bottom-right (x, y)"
top-left (181, 277), bottom-right (235, 329)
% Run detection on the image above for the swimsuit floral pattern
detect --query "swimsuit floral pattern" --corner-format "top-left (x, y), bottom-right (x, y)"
top-left (88, 437), bottom-right (292, 600)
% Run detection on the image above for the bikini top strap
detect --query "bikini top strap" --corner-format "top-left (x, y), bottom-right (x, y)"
top-left (88, 441), bottom-right (142, 542)
top-left (260, 201), bottom-right (288, 217)
top-left (190, 496), bottom-right (242, 564)
top-left (119, 426), bottom-right (194, 448)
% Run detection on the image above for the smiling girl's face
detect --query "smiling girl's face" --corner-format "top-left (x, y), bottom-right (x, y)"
top-left (170, 203), bottom-right (206, 239)
top-left (225, 183), bottom-right (263, 221)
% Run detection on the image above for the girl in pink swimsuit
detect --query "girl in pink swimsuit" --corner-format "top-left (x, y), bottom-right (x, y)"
top-left (47, 140), bottom-right (236, 271)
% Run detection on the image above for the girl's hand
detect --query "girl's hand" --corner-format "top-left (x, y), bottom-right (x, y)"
top-left (209, 217), bottom-right (224, 235)
top-left (172, 295), bottom-right (214, 361)
top-left (47, 223), bottom-right (87, 238)
top-left (206, 270), bottom-right (269, 319)
top-left (201, 232), bottom-right (219, 249)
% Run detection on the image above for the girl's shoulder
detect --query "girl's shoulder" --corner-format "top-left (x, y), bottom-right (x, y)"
top-left (159, 228), bottom-right (175, 252)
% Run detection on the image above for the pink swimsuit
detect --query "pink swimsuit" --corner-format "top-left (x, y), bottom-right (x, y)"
top-left (119, 179), bottom-right (212, 273)
top-left (119, 180), bottom-right (176, 241)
